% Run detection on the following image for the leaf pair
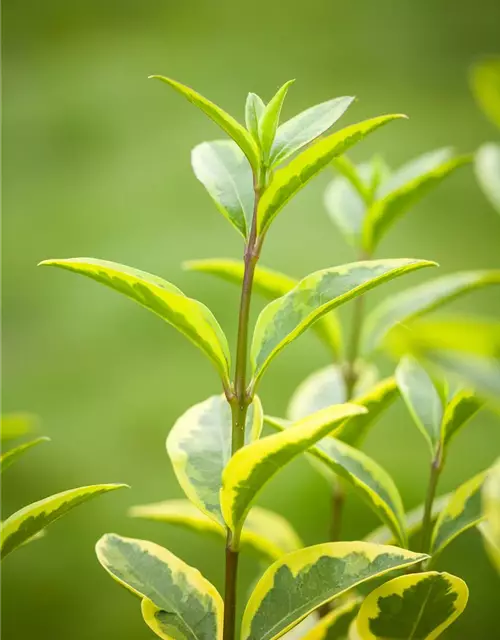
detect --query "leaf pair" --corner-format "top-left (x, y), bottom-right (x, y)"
top-left (325, 148), bottom-right (471, 254)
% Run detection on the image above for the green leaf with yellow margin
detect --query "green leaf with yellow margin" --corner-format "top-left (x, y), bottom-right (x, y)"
top-left (361, 270), bottom-right (500, 355)
top-left (191, 140), bottom-right (254, 238)
top-left (442, 389), bottom-right (484, 451)
top-left (241, 541), bottom-right (427, 640)
top-left (166, 394), bottom-right (263, 526)
top-left (1, 413), bottom-right (38, 441)
top-left (1, 484), bottom-right (127, 558)
top-left (221, 403), bottom-right (366, 543)
top-left (150, 75), bottom-right (260, 170)
top-left (475, 143), bottom-right (500, 213)
top-left (0, 437), bottom-right (50, 473)
top-left (479, 458), bottom-right (500, 573)
top-left (354, 571), bottom-right (468, 640)
top-left (96, 533), bottom-right (222, 640)
top-left (264, 416), bottom-right (407, 547)
top-left (245, 92), bottom-right (266, 143)
top-left (362, 149), bottom-right (471, 252)
top-left (470, 57), bottom-right (500, 130)
top-left (184, 258), bottom-right (341, 359)
top-left (250, 258), bottom-right (436, 386)
top-left (129, 499), bottom-right (302, 562)
top-left (257, 114), bottom-right (406, 236)
top-left (301, 597), bottom-right (361, 640)
top-left (259, 80), bottom-right (295, 161)
top-left (431, 468), bottom-right (488, 556)
top-left (270, 97), bottom-right (355, 168)
top-left (39, 258), bottom-right (232, 387)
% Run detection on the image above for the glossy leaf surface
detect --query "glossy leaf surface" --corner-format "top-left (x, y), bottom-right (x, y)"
top-left (241, 541), bottom-right (426, 640)
top-left (245, 92), bottom-right (265, 143)
top-left (259, 80), bottom-right (294, 160)
top-left (354, 571), bottom-right (468, 640)
top-left (442, 390), bottom-right (484, 450)
top-left (251, 259), bottom-right (436, 385)
top-left (39, 258), bottom-right (232, 386)
top-left (0, 437), bottom-right (50, 473)
top-left (150, 75), bottom-right (259, 169)
top-left (221, 404), bottom-right (365, 540)
top-left (96, 534), bottom-right (222, 640)
top-left (166, 394), bottom-right (263, 525)
top-left (191, 140), bottom-right (254, 237)
top-left (1, 484), bottom-right (127, 558)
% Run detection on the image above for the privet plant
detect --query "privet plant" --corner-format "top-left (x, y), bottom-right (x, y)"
top-left (38, 70), bottom-right (500, 640)
top-left (0, 413), bottom-right (126, 558)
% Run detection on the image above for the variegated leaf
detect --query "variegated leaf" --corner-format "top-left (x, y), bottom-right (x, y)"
top-left (221, 404), bottom-right (366, 542)
top-left (245, 92), bottom-right (266, 143)
top-left (251, 259), bottom-right (435, 386)
top-left (442, 390), bottom-right (484, 450)
top-left (259, 80), bottom-right (295, 160)
top-left (39, 258), bottom-right (232, 386)
top-left (150, 75), bottom-right (260, 170)
top-left (166, 394), bottom-right (263, 526)
top-left (129, 499), bottom-right (302, 562)
top-left (354, 571), bottom-right (468, 640)
top-left (191, 140), bottom-right (254, 237)
top-left (479, 459), bottom-right (500, 573)
top-left (241, 541), bottom-right (427, 640)
top-left (257, 114), bottom-right (406, 235)
top-left (301, 597), bottom-right (361, 639)
top-left (1, 484), bottom-right (127, 558)
top-left (96, 534), bottom-right (223, 640)
top-left (0, 437), bottom-right (50, 473)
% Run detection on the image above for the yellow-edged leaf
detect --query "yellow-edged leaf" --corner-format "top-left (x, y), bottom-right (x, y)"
top-left (39, 258), bottom-right (232, 386)
top-left (301, 597), bottom-right (361, 640)
top-left (442, 390), bottom-right (484, 450)
top-left (0, 437), bottom-right (50, 473)
top-left (241, 541), bottom-right (427, 640)
top-left (480, 459), bottom-right (500, 573)
top-left (259, 80), bottom-right (295, 160)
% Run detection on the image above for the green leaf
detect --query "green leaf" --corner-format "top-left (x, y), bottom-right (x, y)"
top-left (241, 541), bottom-right (427, 640)
top-left (191, 140), bottom-right (254, 238)
top-left (184, 258), bottom-right (342, 359)
top-left (365, 493), bottom-right (451, 546)
top-left (431, 469), bottom-right (488, 556)
top-left (301, 597), bottom-right (361, 640)
top-left (287, 365), bottom-right (347, 421)
top-left (362, 270), bottom-right (500, 355)
top-left (221, 403), bottom-right (366, 542)
top-left (363, 149), bottom-right (471, 252)
top-left (470, 57), bottom-right (500, 130)
top-left (396, 356), bottom-right (443, 456)
top-left (39, 258), bottom-right (232, 386)
top-left (1, 484), bottom-right (127, 558)
top-left (1, 413), bottom-right (37, 441)
top-left (479, 460), bottom-right (500, 572)
top-left (265, 416), bottom-right (407, 547)
top-left (354, 571), bottom-right (468, 640)
top-left (324, 170), bottom-right (369, 247)
top-left (0, 437), bottom-right (50, 473)
top-left (257, 114), bottom-right (406, 236)
top-left (245, 92), bottom-right (266, 143)
top-left (251, 258), bottom-right (436, 386)
top-left (442, 390), bottom-right (484, 451)
top-left (150, 75), bottom-right (260, 170)
top-left (130, 499), bottom-right (302, 562)
top-left (478, 521), bottom-right (500, 574)
top-left (475, 143), bottom-right (500, 213)
top-left (259, 80), bottom-right (295, 161)
top-left (166, 394), bottom-right (263, 526)
top-left (96, 533), bottom-right (223, 640)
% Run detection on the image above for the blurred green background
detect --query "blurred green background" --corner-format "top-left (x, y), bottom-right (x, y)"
top-left (3, 1), bottom-right (500, 638)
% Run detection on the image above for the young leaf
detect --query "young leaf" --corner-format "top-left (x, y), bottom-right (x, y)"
top-left (257, 114), bottom-right (406, 236)
top-left (191, 140), bottom-right (254, 238)
top-left (0, 437), bottom-right (50, 473)
top-left (129, 499), bottom-right (302, 562)
top-left (250, 258), bottom-right (436, 386)
top-left (362, 149), bottom-right (471, 252)
top-left (323, 171), bottom-right (368, 247)
top-left (245, 92), bottom-right (266, 143)
top-left (39, 258), bottom-right (232, 386)
top-left (480, 459), bottom-right (500, 573)
top-left (96, 534), bottom-right (223, 640)
top-left (259, 80), bottom-right (295, 161)
top-left (470, 57), bottom-right (500, 130)
top-left (475, 143), bottom-right (500, 213)
top-left (431, 469), bottom-right (488, 556)
top-left (361, 270), bottom-right (500, 355)
top-left (442, 390), bottom-right (484, 451)
top-left (301, 597), bottom-right (361, 640)
top-left (270, 97), bottom-right (355, 168)
top-left (396, 356), bottom-right (443, 456)
top-left (221, 403), bottom-right (366, 541)
top-left (287, 365), bottom-right (347, 421)
top-left (1, 484), bottom-right (127, 558)
top-left (150, 75), bottom-right (260, 170)
top-left (166, 394), bottom-right (263, 526)
top-left (184, 258), bottom-right (342, 359)
top-left (354, 571), bottom-right (468, 640)
top-left (1, 413), bottom-right (37, 441)
top-left (241, 541), bottom-right (427, 640)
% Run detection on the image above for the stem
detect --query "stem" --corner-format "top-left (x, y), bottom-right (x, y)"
top-left (420, 445), bottom-right (443, 556)
top-left (330, 479), bottom-right (346, 542)
top-left (343, 294), bottom-right (365, 399)
top-left (222, 174), bottom-right (263, 640)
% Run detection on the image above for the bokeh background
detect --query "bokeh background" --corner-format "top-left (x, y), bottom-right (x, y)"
top-left (3, 1), bottom-right (500, 638)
